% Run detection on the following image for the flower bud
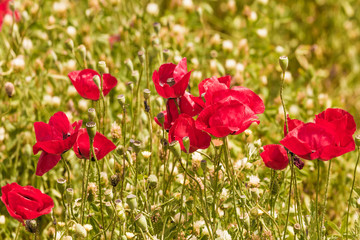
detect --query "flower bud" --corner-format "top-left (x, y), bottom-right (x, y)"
top-left (117, 94), bottom-right (126, 106)
top-left (65, 39), bottom-right (74, 51)
top-left (355, 135), bottom-right (360, 147)
top-left (138, 50), bottom-right (145, 64)
top-left (104, 189), bottom-right (113, 201)
top-left (4, 82), bottom-right (15, 97)
top-left (143, 89), bottom-right (151, 100)
top-left (105, 202), bottom-right (113, 216)
top-left (200, 160), bottom-right (207, 172)
top-left (182, 136), bottom-right (190, 153)
top-left (92, 75), bottom-right (101, 90)
top-left (130, 139), bottom-right (142, 153)
top-left (115, 162), bottom-right (123, 174)
top-left (86, 121), bottom-right (96, 141)
top-left (66, 188), bottom-right (74, 203)
top-left (124, 59), bottom-right (133, 72)
top-left (57, 178), bottom-right (67, 193)
top-left (111, 174), bottom-right (120, 187)
top-left (147, 175), bottom-right (158, 190)
top-left (100, 172), bottom-right (108, 186)
top-left (126, 81), bottom-right (134, 91)
top-left (250, 207), bottom-right (259, 218)
top-left (156, 112), bottom-right (165, 126)
top-left (77, 45), bottom-right (86, 60)
top-left (163, 49), bottom-right (171, 61)
top-left (126, 194), bottom-right (137, 210)
top-left (98, 61), bottom-right (107, 74)
top-left (74, 224), bottom-right (87, 238)
top-left (25, 219), bottom-right (38, 233)
top-left (294, 223), bottom-right (301, 234)
top-left (116, 146), bottom-right (124, 156)
top-left (279, 56), bottom-right (288, 72)
top-left (87, 183), bottom-right (97, 202)
top-left (134, 214), bottom-right (148, 232)
top-left (88, 108), bottom-right (96, 121)
top-left (153, 22), bottom-right (161, 34)
top-left (169, 140), bottom-right (181, 159)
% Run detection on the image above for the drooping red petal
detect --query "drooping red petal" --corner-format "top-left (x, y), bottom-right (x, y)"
top-left (284, 115), bottom-right (305, 136)
top-left (260, 144), bottom-right (289, 170)
top-left (68, 69), bottom-right (101, 100)
top-left (35, 152), bottom-right (62, 176)
top-left (179, 92), bottom-right (204, 117)
top-left (93, 132), bottom-right (117, 160)
top-left (49, 111), bottom-right (72, 138)
top-left (173, 58), bottom-right (188, 83)
top-left (102, 73), bottom-right (118, 97)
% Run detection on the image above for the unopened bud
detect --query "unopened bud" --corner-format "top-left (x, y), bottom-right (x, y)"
top-left (92, 75), bottom-right (101, 90)
top-left (153, 22), bottom-right (161, 34)
top-left (98, 61), bottom-right (107, 74)
top-left (74, 224), bottom-right (87, 238)
top-left (100, 172), bottom-right (108, 186)
top-left (86, 121), bottom-right (96, 141)
top-left (88, 108), bottom-right (96, 121)
top-left (279, 56), bottom-right (288, 72)
top-left (182, 136), bottom-right (190, 153)
top-left (25, 219), bottom-right (37, 233)
top-left (65, 39), bottom-right (74, 51)
top-left (4, 82), bottom-right (15, 97)
top-left (201, 160), bottom-right (207, 172)
top-left (111, 174), bottom-right (120, 187)
top-left (77, 45), bottom-right (86, 60)
top-left (355, 135), bottom-right (360, 147)
top-left (147, 175), bottom-right (158, 190)
top-left (117, 94), bottom-right (125, 106)
top-left (66, 188), bottom-right (74, 203)
top-left (156, 112), bottom-right (165, 126)
top-left (124, 59), bottom-right (133, 72)
top-left (130, 139), bottom-right (142, 153)
top-left (57, 178), bottom-right (67, 193)
top-left (138, 50), bottom-right (145, 64)
top-left (126, 194), bottom-right (137, 210)
top-left (134, 214), bottom-right (148, 232)
top-left (126, 81), bottom-right (134, 91)
top-left (143, 89), bottom-right (151, 100)
top-left (104, 189), bottom-right (113, 201)
top-left (294, 223), bottom-right (301, 234)
top-left (105, 201), bottom-right (113, 216)
top-left (116, 146), bottom-right (124, 156)
top-left (169, 140), bottom-right (181, 159)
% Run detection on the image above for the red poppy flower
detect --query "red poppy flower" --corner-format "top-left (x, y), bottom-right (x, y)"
top-left (152, 58), bottom-right (191, 99)
top-left (198, 76), bottom-right (231, 105)
top-left (169, 114), bottom-right (211, 153)
top-left (0, 0), bottom-right (20, 31)
top-left (314, 108), bottom-right (356, 137)
top-left (260, 144), bottom-right (289, 170)
top-left (179, 91), bottom-right (203, 117)
top-left (154, 110), bottom-right (171, 130)
top-left (1, 183), bottom-right (54, 224)
top-left (280, 122), bottom-right (355, 161)
top-left (68, 69), bottom-right (118, 100)
top-left (33, 112), bottom-right (82, 176)
top-left (284, 115), bottom-right (304, 136)
top-left (195, 88), bottom-right (264, 138)
top-left (73, 129), bottom-right (116, 160)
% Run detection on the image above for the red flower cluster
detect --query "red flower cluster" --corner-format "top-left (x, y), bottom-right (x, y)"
top-left (68, 69), bottom-right (117, 100)
top-left (0, 0), bottom-right (20, 31)
top-left (261, 108), bottom-right (356, 171)
top-left (153, 58), bottom-right (264, 153)
top-left (1, 183), bottom-right (54, 224)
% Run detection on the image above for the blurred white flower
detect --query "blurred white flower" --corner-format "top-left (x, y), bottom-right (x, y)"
top-left (248, 175), bottom-right (260, 188)
top-left (52, 96), bottom-right (61, 108)
top-left (225, 59), bottom-right (236, 70)
top-left (222, 40), bottom-right (233, 51)
top-left (11, 55), bottom-right (25, 71)
top-left (0, 215), bottom-right (5, 224)
top-left (146, 3), bottom-right (159, 16)
top-left (78, 99), bottom-right (88, 112)
top-left (22, 38), bottom-right (33, 51)
top-left (66, 26), bottom-right (77, 38)
top-left (216, 229), bottom-right (232, 240)
top-left (256, 28), bottom-right (268, 38)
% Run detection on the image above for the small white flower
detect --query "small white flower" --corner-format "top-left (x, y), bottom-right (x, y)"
top-left (275, 45), bottom-right (285, 54)
top-left (84, 224), bottom-right (93, 231)
top-left (216, 229), bottom-right (232, 240)
top-left (66, 26), bottom-right (77, 38)
top-left (11, 56), bottom-right (25, 71)
top-left (225, 59), bottom-right (236, 70)
top-left (78, 99), bottom-right (88, 112)
top-left (249, 11), bottom-right (257, 21)
top-left (52, 96), bottom-right (61, 108)
top-left (0, 128), bottom-right (5, 142)
top-left (146, 3), bottom-right (159, 16)
top-left (248, 175), bottom-right (260, 188)
top-left (126, 232), bottom-right (135, 239)
top-left (53, 1), bottom-right (68, 15)
top-left (235, 63), bottom-right (244, 73)
top-left (256, 28), bottom-right (268, 38)
top-left (0, 215), bottom-right (5, 224)
top-left (22, 38), bottom-right (33, 51)
top-left (142, 151), bottom-right (152, 159)
top-left (182, 0), bottom-right (194, 10)
top-left (222, 40), bottom-right (233, 51)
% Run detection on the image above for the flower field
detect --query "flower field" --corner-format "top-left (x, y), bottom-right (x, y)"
top-left (1, 0), bottom-right (360, 239)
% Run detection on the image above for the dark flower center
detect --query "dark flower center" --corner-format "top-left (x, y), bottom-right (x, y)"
top-left (166, 78), bottom-right (175, 86)
top-left (63, 132), bottom-right (71, 140)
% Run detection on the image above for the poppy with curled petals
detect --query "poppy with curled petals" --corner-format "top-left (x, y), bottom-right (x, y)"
top-left (1, 183), bottom-right (54, 224)
top-left (280, 122), bottom-right (355, 161)
top-left (68, 69), bottom-right (118, 100)
top-left (284, 115), bottom-right (304, 136)
top-left (198, 75), bottom-right (231, 106)
top-left (152, 58), bottom-right (191, 99)
top-left (169, 114), bottom-right (211, 153)
top-left (0, 0), bottom-right (20, 31)
top-left (195, 88), bottom-right (264, 138)
top-left (33, 112), bottom-right (82, 176)
top-left (73, 128), bottom-right (116, 160)
top-left (260, 144), bottom-right (289, 170)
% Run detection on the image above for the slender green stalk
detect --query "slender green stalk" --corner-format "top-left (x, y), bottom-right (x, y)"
top-left (346, 147), bottom-right (360, 239)
top-left (283, 157), bottom-right (294, 240)
top-left (179, 153), bottom-right (190, 225)
top-left (62, 157), bottom-right (71, 186)
top-left (80, 159), bottom-right (87, 224)
top-left (320, 160), bottom-right (332, 239)
top-left (14, 222), bottom-right (21, 240)
top-left (147, 110), bottom-right (153, 175)
top-left (316, 160), bottom-right (321, 240)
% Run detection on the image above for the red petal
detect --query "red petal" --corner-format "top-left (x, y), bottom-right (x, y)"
top-left (35, 152), bottom-right (62, 176)
top-left (173, 58), bottom-right (188, 83)
top-left (102, 73), bottom-right (118, 96)
top-left (260, 144), bottom-right (289, 170)
top-left (69, 69), bottom-right (101, 100)
top-left (93, 132), bottom-right (117, 160)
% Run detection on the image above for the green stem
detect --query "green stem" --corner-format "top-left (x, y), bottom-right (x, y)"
top-left (316, 160), bottom-right (320, 240)
top-left (346, 147), bottom-right (360, 240)
top-left (320, 160), bottom-right (332, 239)
top-left (179, 153), bottom-right (190, 225)
top-left (283, 157), bottom-right (294, 240)
top-left (14, 222), bottom-right (21, 240)
top-left (62, 157), bottom-right (71, 186)
top-left (80, 159), bottom-right (88, 224)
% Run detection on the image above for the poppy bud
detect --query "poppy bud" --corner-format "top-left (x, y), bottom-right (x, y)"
top-left (138, 50), bottom-right (145, 64)
top-left (169, 140), bottom-right (181, 159)
top-left (156, 112), bottom-right (165, 126)
top-left (57, 178), bottom-right (67, 193)
top-left (201, 160), bottom-right (207, 172)
top-left (100, 172), bottom-right (108, 186)
top-left (77, 45), bottom-right (87, 60)
top-left (294, 223), bottom-right (301, 234)
top-left (182, 136), bottom-right (190, 153)
top-left (111, 174), bottom-right (120, 187)
top-left (143, 89), bottom-right (151, 100)
top-left (66, 188), bottom-right (74, 203)
top-left (279, 56), bottom-right (288, 72)
top-left (65, 39), bottom-right (74, 52)
top-left (130, 139), bottom-right (142, 153)
top-left (117, 94), bottom-right (126, 106)
top-left (86, 121), bottom-right (96, 141)
top-left (74, 224), bottom-right (87, 238)
top-left (87, 183), bottom-right (97, 202)
top-left (92, 75), bottom-right (101, 90)
top-left (116, 146), bottom-right (124, 156)
top-left (98, 61), bottom-right (107, 74)
top-left (250, 207), bottom-right (259, 218)
top-left (126, 194), bottom-right (137, 210)
top-left (105, 202), bottom-right (113, 216)
top-left (126, 81), bottom-right (134, 91)
top-left (134, 214), bottom-right (148, 232)
top-left (124, 59), bottom-right (133, 72)
top-left (153, 22), bottom-right (161, 34)
top-left (4, 82), bottom-right (15, 97)
top-left (88, 108), bottom-right (96, 121)
top-left (147, 174), bottom-right (158, 189)
top-left (105, 189), bottom-right (113, 201)
top-left (25, 219), bottom-right (38, 233)
top-left (163, 49), bottom-right (171, 61)
top-left (355, 135), bottom-right (360, 147)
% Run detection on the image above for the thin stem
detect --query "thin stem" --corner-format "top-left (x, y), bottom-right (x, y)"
top-left (62, 157), bottom-right (71, 186)
top-left (320, 160), bottom-right (332, 239)
top-left (80, 159), bottom-right (87, 224)
top-left (316, 160), bottom-right (320, 240)
top-left (346, 147), bottom-right (360, 240)
top-left (14, 222), bottom-right (21, 240)
top-left (179, 153), bottom-right (190, 225)
top-left (283, 157), bottom-right (294, 240)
